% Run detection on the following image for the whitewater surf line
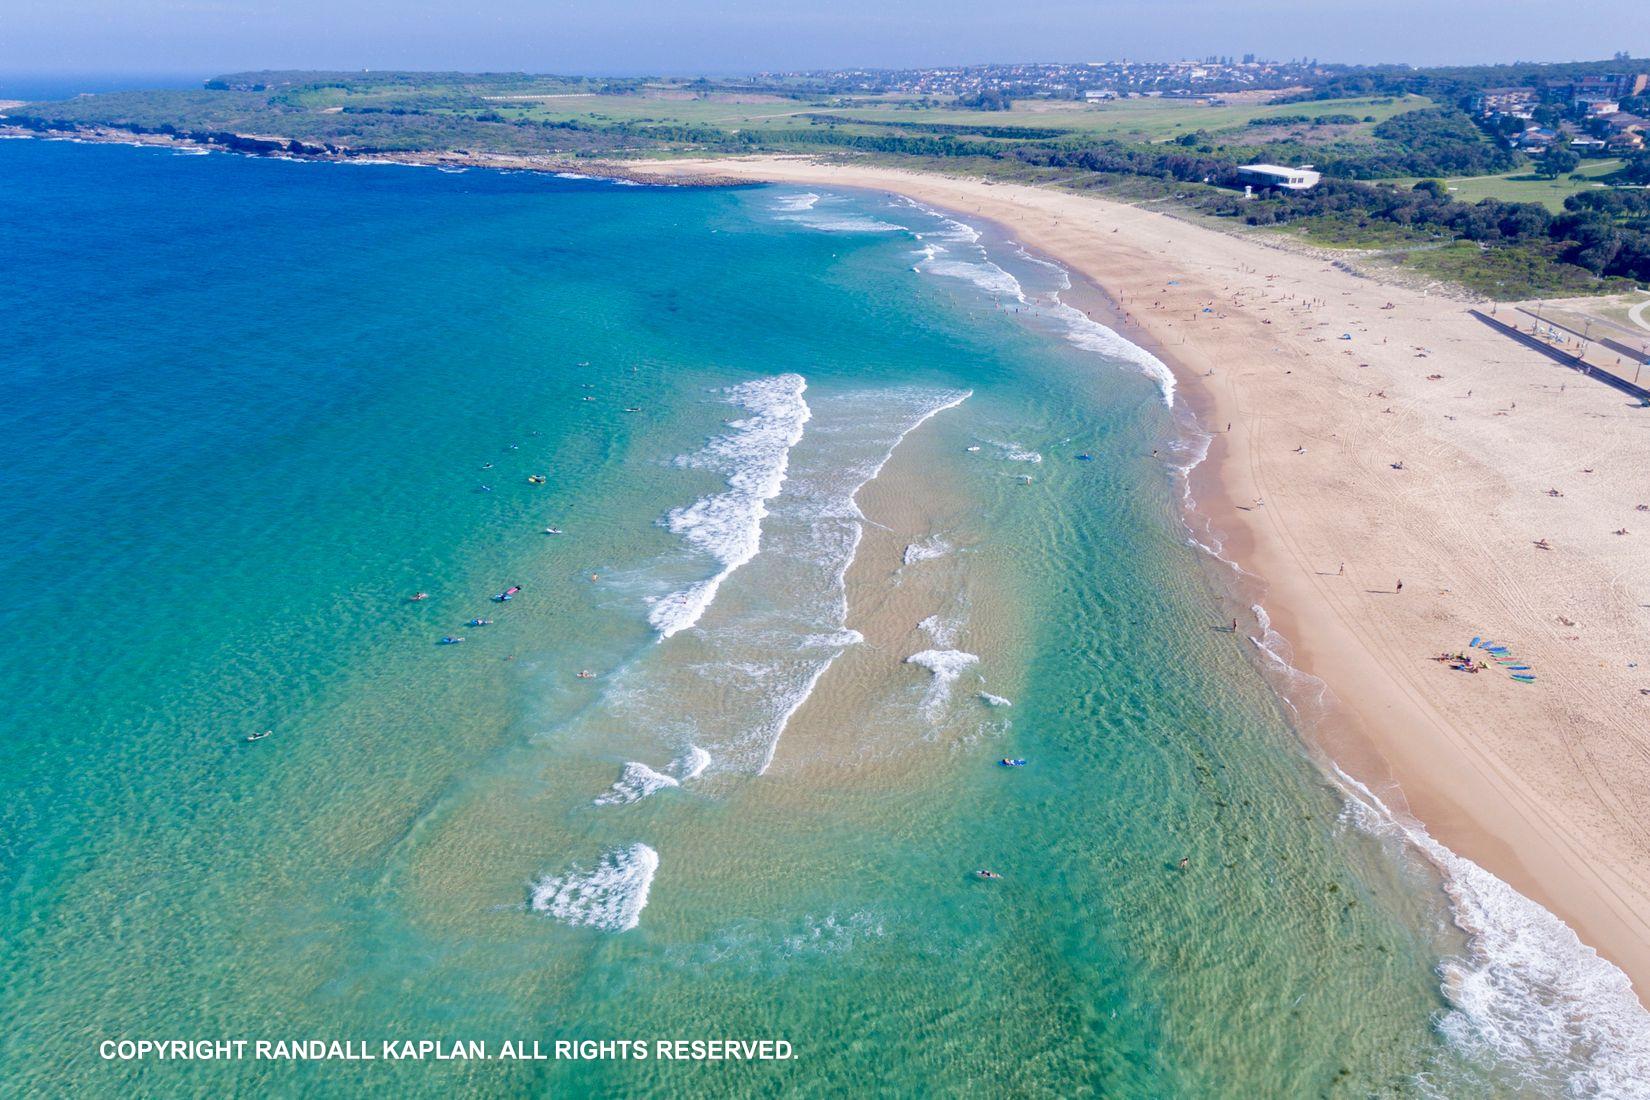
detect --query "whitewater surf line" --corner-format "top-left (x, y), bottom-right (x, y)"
top-left (750, 388), bottom-right (971, 774)
top-left (1333, 766), bottom-right (1650, 1094)
top-left (649, 374), bottom-right (811, 639)
top-left (766, 189), bottom-right (1177, 406)
top-left (899, 197), bottom-right (1178, 407)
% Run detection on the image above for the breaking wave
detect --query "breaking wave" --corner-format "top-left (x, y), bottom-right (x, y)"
top-left (1335, 769), bottom-right (1650, 1096)
top-left (593, 762), bottom-right (680, 806)
top-left (674, 745), bottom-right (712, 781)
top-left (772, 191), bottom-right (905, 233)
top-left (649, 374), bottom-right (811, 638)
top-left (905, 649), bottom-right (980, 721)
top-left (529, 843), bottom-right (659, 933)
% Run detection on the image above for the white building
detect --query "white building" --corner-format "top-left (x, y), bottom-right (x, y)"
top-left (1236, 163), bottom-right (1322, 191)
top-left (1577, 97), bottom-right (1621, 117)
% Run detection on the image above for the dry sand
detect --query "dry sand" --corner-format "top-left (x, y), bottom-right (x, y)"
top-left (625, 155), bottom-right (1650, 998)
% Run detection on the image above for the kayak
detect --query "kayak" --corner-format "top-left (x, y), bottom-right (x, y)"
top-left (438, 636), bottom-right (465, 645)
top-left (492, 585), bottom-right (522, 602)
top-left (999, 758), bottom-right (1027, 768)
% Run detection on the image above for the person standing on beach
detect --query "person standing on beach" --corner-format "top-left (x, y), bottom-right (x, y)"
top-left (1396, 579), bottom-right (1403, 593)
top-left (1338, 562), bottom-right (1345, 576)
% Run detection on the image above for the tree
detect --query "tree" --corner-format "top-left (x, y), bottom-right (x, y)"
top-left (1618, 152), bottom-right (1650, 185)
top-left (1538, 146), bottom-right (1580, 179)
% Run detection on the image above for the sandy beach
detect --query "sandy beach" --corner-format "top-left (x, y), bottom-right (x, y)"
top-left (622, 155), bottom-right (1650, 998)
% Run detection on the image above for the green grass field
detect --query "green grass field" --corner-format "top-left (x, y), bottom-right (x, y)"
top-left (813, 93), bottom-right (1431, 141)
top-left (498, 89), bottom-right (1433, 145)
top-left (1397, 158), bottom-right (1624, 210)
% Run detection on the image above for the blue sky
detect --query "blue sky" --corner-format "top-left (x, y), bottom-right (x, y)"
top-left (1, 0), bottom-right (1646, 78)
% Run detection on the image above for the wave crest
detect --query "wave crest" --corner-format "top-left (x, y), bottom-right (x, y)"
top-left (529, 843), bottom-right (659, 933)
top-left (649, 374), bottom-right (811, 638)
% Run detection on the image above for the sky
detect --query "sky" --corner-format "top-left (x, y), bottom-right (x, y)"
top-left (1, 0), bottom-right (1646, 81)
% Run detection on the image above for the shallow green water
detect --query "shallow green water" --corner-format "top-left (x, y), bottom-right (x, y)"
top-left (1, 140), bottom-right (1620, 1097)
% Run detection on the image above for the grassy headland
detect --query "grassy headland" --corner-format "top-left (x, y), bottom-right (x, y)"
top-left (4, 63), bottom-right (1648, 299)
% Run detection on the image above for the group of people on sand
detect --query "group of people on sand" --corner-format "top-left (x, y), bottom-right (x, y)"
top-left (1431, 651), bottom-right (1488, 674)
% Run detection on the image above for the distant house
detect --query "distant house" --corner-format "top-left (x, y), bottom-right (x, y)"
top-left (1577, 96), bottom-right (1621, 117)
top-left (1515, 125), bottom-right (1558, 150)
top-left (1236, 163), bottom-right (1322, 191)
top-left (1474, 87), bottom-right (1538, 117)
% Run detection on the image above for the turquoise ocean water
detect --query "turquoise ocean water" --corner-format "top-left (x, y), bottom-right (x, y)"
top-left (1, 138), bottom-right (1647, 1096)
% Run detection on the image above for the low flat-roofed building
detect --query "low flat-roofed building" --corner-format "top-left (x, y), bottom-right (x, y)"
top-left (1236, 163), bottom-right (1322, 191)
top-left (1474, 87), bottom-right (1538, 115)
top-left (1577, 96), bottom-right (1621, 116)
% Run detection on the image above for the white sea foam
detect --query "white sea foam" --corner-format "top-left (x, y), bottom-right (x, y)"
top-left (594, 745), bottom-right (711, 806)
top-left (674, 745), bottom-right (712, 781)
top-left (773, 191), bottom-right (906, 233)
top-left (1334, 769), bottom-right (1650, 1096)
top-left (979, 692), bottom-right (1013, 707)
top-left (615, 386), bottom-right (970, 777)
top-left (905, 649), bottom-right (980, 720)
top-left (593, 761), bottom-right (680, 806)
top-left (900, 200), bottom-right (1176, 406)
top-left (779, 910), bottom-right (888, 957)
top-left (908, 209), bottom-right (1030, 303)
top-left (902, 537), bottom-right (951, 566)
top-left (804, 628), bottom-right (865, 648)
top-left (745, 389), bottom-right (971, 772)
top-left (529, 843), bottom-right (659, 932)
top-left (756, 658), bottom-right (837, 775)
top-left (914, 242), bottom-right (1028, 301)
top-left (1045, 299), bottom-right (1177, 407)
top-left (991, 440), bottom-right (1043, 464)
top-left (917, 613), bottom-right (961, 648)
top-left (649, 374), bottom-right (811, 638)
